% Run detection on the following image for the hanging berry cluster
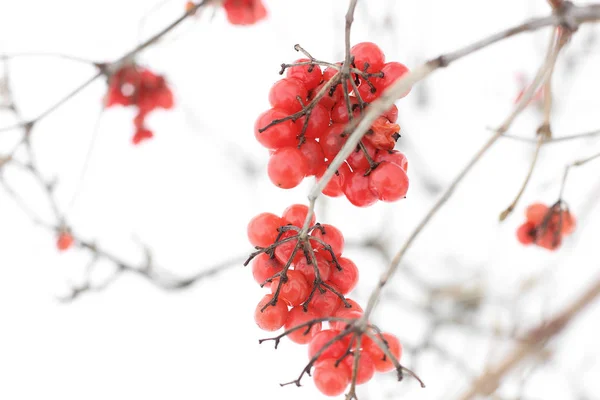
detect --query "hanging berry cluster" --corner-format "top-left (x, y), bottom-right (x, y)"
top-left (105, 65), bottom-right (174, 145)
top-left (254, 42), bottom-right (410, 207)
top-left (246, 204), bottom-right (406, 396)
top-left (516, 202), bottom-right (576, 250)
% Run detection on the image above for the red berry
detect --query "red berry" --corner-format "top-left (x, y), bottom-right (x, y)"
top-left (342, 351), bottom-right (375, 385)
top-left (299, 140), bottom-right (327, 177)
top-left (285, 307), bottom-right (323, 344)
top-left (271, 270), bottom-right (311, 307)
top-left (274, 230), bottom-right (303, 265)
top-left (560, 210), bottom-right (576, 235)
top-left (365, 117), bottom-right (400, 151)
top-left (375, 150), bottom-right (408, 172)
top-left (255, 109), bottom-right (299, 149)
top-left (56, 232), bottom-right (74, 251)
top-left (343, 170), bottom-right (378, 207)
top-left (375, 62), bottom-right (410, 97)
top-left (525, 203), bottom-right (549, 225)
top-left (340, 298), bottom-right (363, 313)
top-left (223, 0), bottom-right (267, 25)
top-left (268, 147), bottom-right (309, 189)
top-left (313, 358), bottom-right (351, 396)
top-left (310, 82), bottom-right (341, 110)
top-left (308, 329), bottom-right (348, 361)
top-left (286, 58), bottom-right (322, 91)
top-left (331, 96), bottom-right (361, 124)
top-left (368, 162), bottom-right (409, 202)
top-left (247, 212), bottom-right (284, 248)
top-left (363, 332), bottom-right (402, 372)
top-left (319, 123), bottom-right (347, 161)
top-left (251, 253), bottom-right (284, 285)
top-left (330, 310), bottom-right (362, 331)
top-left (311, 224), bottom-right (345, 258)
top-left (318, 163), bottom-right (352, 198)
top-left (295, 253), bottom-right (332, 283)
top-left (282, 204), bottom-right (316, 228)
top-left (516, 222), bottom-right (535, 245)
top-left (327, 257), bottom-right (359, 295)
top-left (383, 104), bottom-right (399, 123)
top-left (254, 294), bottom-right (289, 331)
top-left (296, 103), bottom-right (330, 140)
top-left (356, 80), bottom-right (379, 103)
top-left (535, 228), bottom-right (562, 251)
top-left (346, 140), bottom-right (377, 171)
top-left (268, 78), bottom-right (308, 113)
top-left (351, 42), bottom-right (386, 73)
top-left (307, 286), bottom-right (343, 318)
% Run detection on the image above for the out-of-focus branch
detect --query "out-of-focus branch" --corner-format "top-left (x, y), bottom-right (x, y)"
top-left (362, 29), bottom-right (565, 318)
top-left (457, 275), bottom-right (600, 400)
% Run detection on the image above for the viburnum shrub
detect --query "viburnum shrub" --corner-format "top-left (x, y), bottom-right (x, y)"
top-left (105, 65), bottom-right (174, 145)
top-left (254, 42), bottom-right (410, 207)
top-left (516, 201), bottom-right (576, 251)
top-left (245, 205), bottom-right (414, 395)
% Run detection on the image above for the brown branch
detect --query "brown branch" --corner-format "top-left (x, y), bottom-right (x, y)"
top-left (457, 275), bottom-right (600, 400)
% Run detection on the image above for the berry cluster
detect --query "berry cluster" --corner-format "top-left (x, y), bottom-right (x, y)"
top-left (254, 42), bottom-right (410, 207)
top-left (516, 202), bottom-right (576, 250)
top-left (105, 65), bottom-right (174, 145)
top-left (246, 204), bottom-right (404, 396)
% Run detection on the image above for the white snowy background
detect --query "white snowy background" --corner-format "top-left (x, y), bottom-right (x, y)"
top-left (0, 0), bottom-right (599, 399)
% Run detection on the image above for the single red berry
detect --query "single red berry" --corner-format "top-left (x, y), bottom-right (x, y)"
top-left (296, 103), bottom-right (330, 140)
top-left (223, 0), bottom-right (267, 25)
top-left (254, 294), bottom-right (289, 331)
top-left (560, 210), bottom-right (576, 235)
top-left (535, 228), bottom-right (562, 251)
top-left (330, 309), bottom-right (362, 331)
top-left (56, 232), bottom-right (74, 251)
top-left (331, 96), bottom-right (361, 124)
top-left (286, 58), bottom-right (322, 91)
top-left (132, 127), bottom-right (154, 145)
top-left (356, 80), bottom-right (380, 103)
top-left (251, 253), bottom-right (284, 285)
top-left (306, 285), bottom-right (343, 318)
top-left (267, 147), bottom-right (309, 189)
top-left (247, 212), bottom-right (285, 248)
top-left (363, 332), bottom-right (402, 372)
top-left (340, 298), bottom-right (363, 313)
top-left (342, 351), bottom-right (375, 385)
top-left (525, 203), bottom-right (549, 225)
top-left (270, 270), bottom-right (311, 307)
top-left (365, 117), bottom-right (400, 151)
top-left (313, 358), bottom-right (351, 396)
top-left (375, 62), bottom-right (411, 97)
top-left (375, 150), bottom-right (408, 172)
top-left (351, 42), bottom-right (386, 73)
top-left (383, 104), bottom-right (399, 123)
top-left (516, 222), bottom-right (535, 245)
top-left (282, 204), bottom-right (316, 228)
top-left (346, 141), bottom-right (377, 171)
top-left (343, 170), bottom-right (379, 208)
top-left (308, 329), bottom-right (348, 361)
top-left (299, 140), bottom-right (327, 177)
top-left (295, 253), bottom-right (332, 283)
top-left (255, 109), bottom-right (299, 149)
top-left (268, 78), bottom-right (308, 114)
top-left (310, 82), bottom-right (341, 110)
top-left (274, 230), bottom-right (304, 265)
top-left (327, 257), bottom-right (359, 295)
top-left (319, 124), bottom-right (348, 161)
top-left (318, 163), bottom-right (352, 198)
top-left (311, 224), bottom-right (345, 258)
top-left (368, 161), bottom-right (409, 202)
top-left (285, 307), bottom-right (323, 344)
